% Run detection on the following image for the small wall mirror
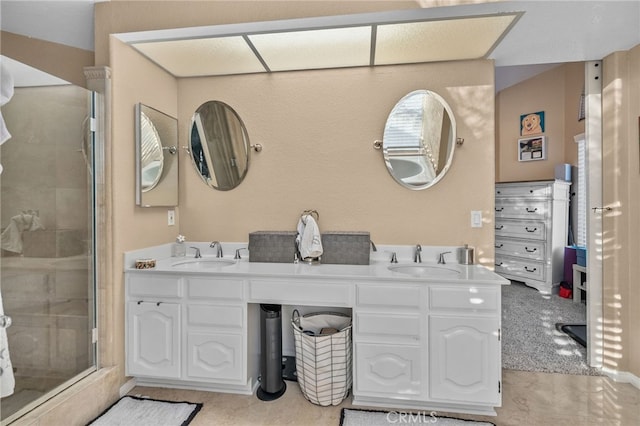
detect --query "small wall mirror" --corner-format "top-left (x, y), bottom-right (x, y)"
top-left (382, 90), bottom-right (456, 190)
top-left (135, 103), bottom-right (178, 206)
top-left (189, 101), bottom-right (250, 191)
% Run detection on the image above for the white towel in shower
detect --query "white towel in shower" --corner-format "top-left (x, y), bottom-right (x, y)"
top-left (1, 59), bottom-right (16, 175)
top-left (1, 212), bottom-right (45, 254)
top-left (0, 290), bottom-right (15, 398)
top-left (296, 214), bottom-right (323, 260)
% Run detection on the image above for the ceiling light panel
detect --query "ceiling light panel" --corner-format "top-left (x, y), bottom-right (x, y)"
top-left (248, 26), bottom-right (371, 71)
top-left (132, 37), bottom-right (266, 77)
top-left (375, 14), bottom-right (518, 65)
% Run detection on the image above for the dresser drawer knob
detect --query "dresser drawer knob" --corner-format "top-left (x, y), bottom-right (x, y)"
top-left (524, 266), bottom-right (537, 272)
top-left (525, 247), bottom-right (537, 253)
top-left (495, 243), bottom-right (504, 248)
top-left (525, 227), bottom-right (537, 232)
top-left (526, 207), bottom-right (538, 213)
top-left (495, 207), bottom-right (504, 212)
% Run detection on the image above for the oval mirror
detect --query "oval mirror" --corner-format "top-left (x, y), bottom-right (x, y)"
top-left (382, 90), bottom-right (456, 190)
top-left (190, 101), bottom-right (250, 191)
top-left (139, 110), bottom-right (164, 192)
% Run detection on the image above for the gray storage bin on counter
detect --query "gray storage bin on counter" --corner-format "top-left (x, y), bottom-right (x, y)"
top-left (249, 231), bottom-right (297, 263)
top-left (321, 231), bottom-right (370, 265)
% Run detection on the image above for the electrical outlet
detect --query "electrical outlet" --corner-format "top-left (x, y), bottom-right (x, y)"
top-left (167, 209), bottom-right (175, 226)
top-left (471, 210), bottom-right (482, 228)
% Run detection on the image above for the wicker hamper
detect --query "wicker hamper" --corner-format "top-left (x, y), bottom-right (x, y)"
top-left (291, 310), bottom-right (352, 406)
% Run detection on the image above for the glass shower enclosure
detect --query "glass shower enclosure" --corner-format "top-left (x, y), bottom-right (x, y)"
top-left (0, 57), bottom-right (97, 423)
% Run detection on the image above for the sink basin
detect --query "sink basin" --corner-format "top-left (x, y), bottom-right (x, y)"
top-left (171, 258), bottom-right (236, 268)
top-left (388, 264), bottom-right (461, 278)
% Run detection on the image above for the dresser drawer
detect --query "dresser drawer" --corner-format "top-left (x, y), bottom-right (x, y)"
top-left (128, 275), bottom-right (182, 298)
top-left (495, 219), bottom-right (545, 240)
top-left (429, 286), bottom-right (500, 312)
top-left (495, 238), bottom-right (545, 261)
top-left (356, 284), bottom-right (421, 309)
top-left (248, 279), bottom-right (351, 306)
top-left (496, 183), bottom-right (550, 198)
top-left (495, 200), bottom-right (548, 220)
top-left (495, 256), bottom-right (545, 281)
top-left (187, 277), bottom-right (244, 301)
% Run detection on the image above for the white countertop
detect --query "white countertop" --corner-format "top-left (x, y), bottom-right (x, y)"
top-left (125, 243), bottom-right (509, 286)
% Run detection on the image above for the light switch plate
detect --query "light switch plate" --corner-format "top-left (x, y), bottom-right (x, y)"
top-left (168, 209), bottom-right (175, 226)
top-left (471, 210), bottom-right (482, 228)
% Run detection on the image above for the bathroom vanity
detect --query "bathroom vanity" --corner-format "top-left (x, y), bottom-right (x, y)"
top-left (124, 244), bottom-right (509, 415)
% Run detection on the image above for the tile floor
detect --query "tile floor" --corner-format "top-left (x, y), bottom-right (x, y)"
top-left (130, 369), bottom-right (640, 425)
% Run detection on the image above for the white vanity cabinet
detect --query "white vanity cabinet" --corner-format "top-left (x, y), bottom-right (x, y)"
top-left (495, 180), bottom-right (570, 293)
top-left (353, 283), bottom-right (426, 400)
top-left (428, 286), bottom-right (501, 406)
top-left (125, 273), bottom-right (255, 393)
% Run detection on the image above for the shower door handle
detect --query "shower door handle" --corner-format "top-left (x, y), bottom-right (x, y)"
top-left (0, 315), bottom-right (12, 329)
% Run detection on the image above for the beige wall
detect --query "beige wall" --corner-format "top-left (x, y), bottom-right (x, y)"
top-left (496, 63), bottom-right (585, 182)
top-left (602, 46), bottom-right (640, 376)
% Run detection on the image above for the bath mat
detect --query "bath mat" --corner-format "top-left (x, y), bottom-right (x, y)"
top-left (557, 323), bottom-right (587, 348)
top-left (87, 395), bottom-right (202, 426)
top-left (340, 408), bottom-right (495, 426)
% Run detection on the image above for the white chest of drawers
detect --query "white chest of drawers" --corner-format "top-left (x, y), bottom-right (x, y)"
top-left (494, 180), bottom-right (571, 294)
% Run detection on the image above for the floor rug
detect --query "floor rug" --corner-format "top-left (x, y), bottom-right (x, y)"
top-left (87, 395), bottom-right (202, 426)
top-left (502, 281), bottom-right (601, 376)
top-left (340, 408), bottom-right (495, 426)
top-left (557, 323), bottom-right (587, 347)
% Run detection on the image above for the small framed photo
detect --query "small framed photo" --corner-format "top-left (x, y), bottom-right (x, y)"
top-left (520, 111), bottom-right (545, 136)
top-left (518, 136), bottom-right (546, 162)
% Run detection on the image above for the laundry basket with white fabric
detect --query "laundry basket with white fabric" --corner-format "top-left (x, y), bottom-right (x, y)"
top-left (291, 310), bottom-right (352, 406)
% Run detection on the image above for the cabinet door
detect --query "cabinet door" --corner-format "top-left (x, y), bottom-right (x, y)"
top-left (186, 332), bottom-right (244, 382)
top-left (127, 301), bottom-right (180, 378)
top-left (429, 316), bottom-right (500, 405)
top-left (354, 342), bottom-right (424, 399)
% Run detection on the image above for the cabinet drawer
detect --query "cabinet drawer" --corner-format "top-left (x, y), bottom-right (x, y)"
top-left (495, 200), bottom-right (548, 220)
top-left (187, 304), bottom-right (244, 329)
top-left (355, 312), bottom-right (421, 340)
top-left (356, 284), bottom-right (421, 309)
top-left (495, 256), bottom-right (545, 281)
top-left (496, 183), bottom-right (550, 198)
top-left (249, 279), bottom-right (351, 306)
top-left (429, 286), bottom-right (499, 312)
top-left (495, 238), bottom-right (545, 261)
top-left (495, 219), bottom-right (545, 240)
top-left (128, 275), bottom-right (181, 298)
top-left (187, 277), bottom-right (244, 301)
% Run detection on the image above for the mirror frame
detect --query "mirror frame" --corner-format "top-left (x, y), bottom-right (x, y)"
top-left (135, 103), bottom-right (179, 207)
top-left (382, 90), bottom-right (457, 191)
top-left (189, 100), bottom-right (250, 191)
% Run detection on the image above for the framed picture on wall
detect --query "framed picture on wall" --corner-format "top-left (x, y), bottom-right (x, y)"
top-left (520, 111), bottom-right (545, 136)
top-left (518, 136), bottom-right (546, 162)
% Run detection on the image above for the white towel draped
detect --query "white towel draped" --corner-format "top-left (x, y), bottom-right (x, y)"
top-left (0, 290), bottom-right (14, 398)
top-left (296, 214), bottom-right (323, 260)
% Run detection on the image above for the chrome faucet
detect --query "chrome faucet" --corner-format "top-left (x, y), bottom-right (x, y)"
top-left (390, 252), bottom-right (398, 263)
top-left (438, 251), bottom-right (452, 264)
top-left (370, 240), bottom-right (377, 252)
top-left (414, 244), bottom-right (422, 263)
top-left (189, 246), bottom-right (202, 259)
top-left (209, 241), bottom-right (223, 258)
top-left (234, 248), bottom-right (248, 260)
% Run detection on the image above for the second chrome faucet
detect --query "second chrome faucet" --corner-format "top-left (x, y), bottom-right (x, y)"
top-left (210, 241), bottom-right (223, 258)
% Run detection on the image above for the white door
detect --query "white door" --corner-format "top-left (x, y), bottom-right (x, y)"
top-left (127, 301), bottom-right (181, 378)
top-left (429, 316), bottom-right (500, 405)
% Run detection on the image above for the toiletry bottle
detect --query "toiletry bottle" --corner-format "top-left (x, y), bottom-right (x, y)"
top-left (172, 235), bottom-right (186, 257)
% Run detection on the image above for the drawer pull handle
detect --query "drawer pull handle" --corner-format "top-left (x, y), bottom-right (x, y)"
top-left (156, 302), bottom-right (162, 307)
top-left (529, 189), bottom-right (534, 193)
top-left (495, 262), bottom-right (504, 267)
top-left (526, 207), bottom-right (538, 213)
top-left (137, 300), bottom-right (143, 305)
top-left (495, 207), bottom-right (504, 212)
top-left (497, 190), bottom-right (501, 194)
top-left (495, 225), bottom-right (504, 230)
top-left (524, 266), bottom-right (537, 272)
top-left (525, 247), bottom-right (537, 253)
top-left (525, 227), bottom-right (537, 232)
top-left (495, 243), bottom-right (504, 248)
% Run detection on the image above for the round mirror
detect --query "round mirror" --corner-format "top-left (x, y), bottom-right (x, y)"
top-left (382, 90), bottom-right (456, 190)
top-left (139, 111), bottom-right (164, 192)
top-left (190, 101), bottom-right (250, 191)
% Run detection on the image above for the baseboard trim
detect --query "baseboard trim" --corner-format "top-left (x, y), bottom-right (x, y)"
top-left (119, 377), bottom-right (137, 397)
top-left (602, 367), bottom-right (640, 390)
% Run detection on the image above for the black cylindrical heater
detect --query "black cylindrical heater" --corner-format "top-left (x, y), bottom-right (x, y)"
top-left (257, 304), bottom-right (286, 401)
